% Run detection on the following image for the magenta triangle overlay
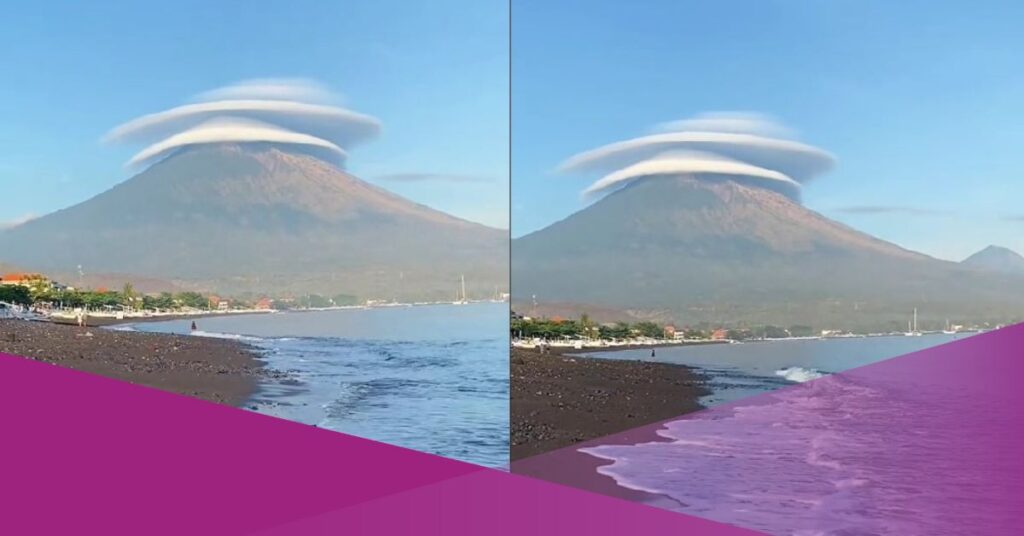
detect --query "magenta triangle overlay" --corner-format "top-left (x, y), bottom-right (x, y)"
top-left (0, 353), bottom-right (761, 535)
top-left (513, 324), bottom-right (1024, 535)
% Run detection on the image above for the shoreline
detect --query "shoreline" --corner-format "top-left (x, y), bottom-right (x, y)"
top-left (510, 344), bottom-right (709, 500)
top-left (45, 309), bottom-right (274, 328)
top-left (0, 318), bottom-right (267, 407)
top-left (507, 344), bottom-right (708, 500)
top-left (511, 343), bottom-right (710, 460)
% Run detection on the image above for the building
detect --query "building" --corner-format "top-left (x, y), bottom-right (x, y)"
top-left (255, 298), bottom-right (274, 310)
top-left (1, 273), bottom-right (46, 286)
top-left (663, 325), bottom-right (676, 339)
top-left (710, 328), bottom-right (729, 340)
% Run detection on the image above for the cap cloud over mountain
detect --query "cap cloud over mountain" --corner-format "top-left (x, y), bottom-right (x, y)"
top-left (513, 115), bottom-right (1024, 331)
top-left (0, 81), bottom-right (506, 300)
top-left (0, 144), bottom-right (507, 299)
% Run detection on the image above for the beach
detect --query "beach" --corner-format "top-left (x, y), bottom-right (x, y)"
top-left (0, 319), bottom-right (266, 406)
top-left (510, 345), bottom-right (708, 461)
top-left (132, 302), bottom-right (512, 467)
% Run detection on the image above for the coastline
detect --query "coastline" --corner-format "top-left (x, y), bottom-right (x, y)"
top-left (511, 344), bottom-right (709, 460)
top-left (46, 309), bottom-right (274, 328)
top-left (510, 344), bottom-right (708, 502)
top-left (0, 318), bottom-right (266, 406)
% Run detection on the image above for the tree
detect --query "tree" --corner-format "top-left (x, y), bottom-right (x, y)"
top-left (634, 321), bottom-right (663, 339)
top-left (579, 313), bottom-right (596, 340)
top-left (174, 292), bottom-right (207, 309)
top-left (726, 328), bottom-right (752, 341)
top-left (121, 283), bottom-right (136, 310)
top-left (332, 294), bottom-right (359, 306)
top-left (0, 285), bottom-right (32, 306)
top-left (789, 325), bottom-right (815, 338)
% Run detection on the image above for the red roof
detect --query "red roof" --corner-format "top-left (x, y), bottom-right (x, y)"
top-left (2, 273), bottom-right (45, 283)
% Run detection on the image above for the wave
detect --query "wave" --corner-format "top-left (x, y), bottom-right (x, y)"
top-left (189, 330), bottom-right (265, 342)
top-left (775, 366), bottom-right (826, 383)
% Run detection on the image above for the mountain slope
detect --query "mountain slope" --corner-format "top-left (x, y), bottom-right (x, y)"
top-left (961, 245), bottom-right (1024, 275)
top-left (512, 176), bottom-right (1024, 330)
top-left (0, 144), bottom-right (507, 299)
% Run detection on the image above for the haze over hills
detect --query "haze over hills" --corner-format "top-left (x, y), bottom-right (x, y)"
top-left (961, 245), bottom-right (1024, 276)
top-left (0, 144), bottom-right (508, 300)
top-left (512, 175), bottom-right (1024, 331)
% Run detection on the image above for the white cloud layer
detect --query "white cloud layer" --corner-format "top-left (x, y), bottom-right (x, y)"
top-left (561, 113), bottom-right (833, 200)
top-left (105, 80), bottom-right (379, 169)
top-left (583, 150), bottom-right (798, 198)
top-left (127, 118), bottom-right (346, 169)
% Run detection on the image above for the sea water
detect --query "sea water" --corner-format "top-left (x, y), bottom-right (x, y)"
top-left (578, 333), bottom-right (1002, 535)
top-left (124, 302), bottom-right (509, 467)
top-left (591, 333), bottom-right (967, 405)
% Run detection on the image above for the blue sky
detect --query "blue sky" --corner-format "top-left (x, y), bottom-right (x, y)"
top-left (0, 0), bottom-right (508, 229)
top-left (512, 0), bottom-right (1024, 260)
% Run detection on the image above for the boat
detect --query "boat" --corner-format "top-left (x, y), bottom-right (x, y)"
top-left (942, 319), bottom-right (957, 335)
top-left (49, 309), bottom-right (127, 327)
top-left (904, 308), bottom-right (922, 336)
top-left (1, 301), bottom-right (46, 321)
top-left (452, 274), bottom-right (468, 305)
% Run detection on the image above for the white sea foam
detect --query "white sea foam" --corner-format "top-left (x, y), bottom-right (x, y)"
top-left (189, 330), bottom-right (264, 342)
top-left (776, 366), bottom-right (826, 383)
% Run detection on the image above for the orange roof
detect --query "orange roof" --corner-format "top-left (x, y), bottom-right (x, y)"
top-left (2, 273), bottom-right (44, 281)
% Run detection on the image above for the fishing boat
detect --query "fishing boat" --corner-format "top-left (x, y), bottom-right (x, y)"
top-left (452, 275), bottom-right (468, 305)
top-left (904, 308), bottom-right (922, 336)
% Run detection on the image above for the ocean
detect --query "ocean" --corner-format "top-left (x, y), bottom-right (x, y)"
top-left (578, 333), bottom-right (1004, 535)
top-left (124, 302), bottom-right (509, 467)
top-left (591, 333), bottom-right (968, 405)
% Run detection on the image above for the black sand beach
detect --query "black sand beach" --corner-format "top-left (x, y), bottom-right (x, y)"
top-left (510, 345), bottom-right (708, 460)
top-left (0, 319), bottom-right (265, 406)
top-left (510, 345), bottom-right (710, 502)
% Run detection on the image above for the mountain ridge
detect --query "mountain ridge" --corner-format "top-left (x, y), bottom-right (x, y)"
top-left (512, 176), bottom-right (1024, 331)
top-left (0, 144), bottom-right (507, 300)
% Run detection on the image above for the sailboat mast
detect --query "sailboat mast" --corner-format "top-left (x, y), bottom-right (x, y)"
top-left (460, 274), bottom-right (466, 302)
top-left (913, 308), bottom-right (918, 332)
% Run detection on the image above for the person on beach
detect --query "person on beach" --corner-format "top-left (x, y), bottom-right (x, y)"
top-left (76, 312), bottom-right (84, 328)
top-left (191, 321), bottom-right (197, 332)
top-left (651, 348), bottom-right (656, 358)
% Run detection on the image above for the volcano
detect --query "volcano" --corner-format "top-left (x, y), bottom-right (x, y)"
top-left (512, 176), bottom-right (1024, 331)
top-left (0, 144), bottom-right (507, 300)
top-left (961, 245), bottom-right (1024, 276)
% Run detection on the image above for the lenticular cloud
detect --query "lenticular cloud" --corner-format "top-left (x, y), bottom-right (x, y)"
top-left (563, 112), bottom-right (834, 201)
top-left (105, 79), bottom-right (380, 169)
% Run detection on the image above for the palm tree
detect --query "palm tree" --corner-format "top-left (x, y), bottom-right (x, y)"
top-left (579, 313), bottom-right (596, 340)
top-left (121, 282), bottom-right (136, 311)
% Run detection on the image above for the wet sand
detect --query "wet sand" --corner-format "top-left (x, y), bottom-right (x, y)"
top-left (0, 319), bottom-right (265, 406)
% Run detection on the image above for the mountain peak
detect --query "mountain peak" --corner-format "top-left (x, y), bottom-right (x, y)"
top-left (0, 145), bottom-right (507, 298)
top-left (962, 245), bottom-right (1024, 274)
top-left (513, 175), bottom-right (1024, 330)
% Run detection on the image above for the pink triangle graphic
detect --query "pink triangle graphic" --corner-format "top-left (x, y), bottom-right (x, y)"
top-left (513, 324), bottom-right (1024, 534)
top-left (0, 352), bottom-right (760, 535)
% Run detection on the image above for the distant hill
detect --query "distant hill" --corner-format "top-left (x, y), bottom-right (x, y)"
top-left (0, 144), bottom-right (507, 300)
top-left (961, 245), bottom-right (1024, 276)
top-left (512, 176), bottom-right (1024, 331)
